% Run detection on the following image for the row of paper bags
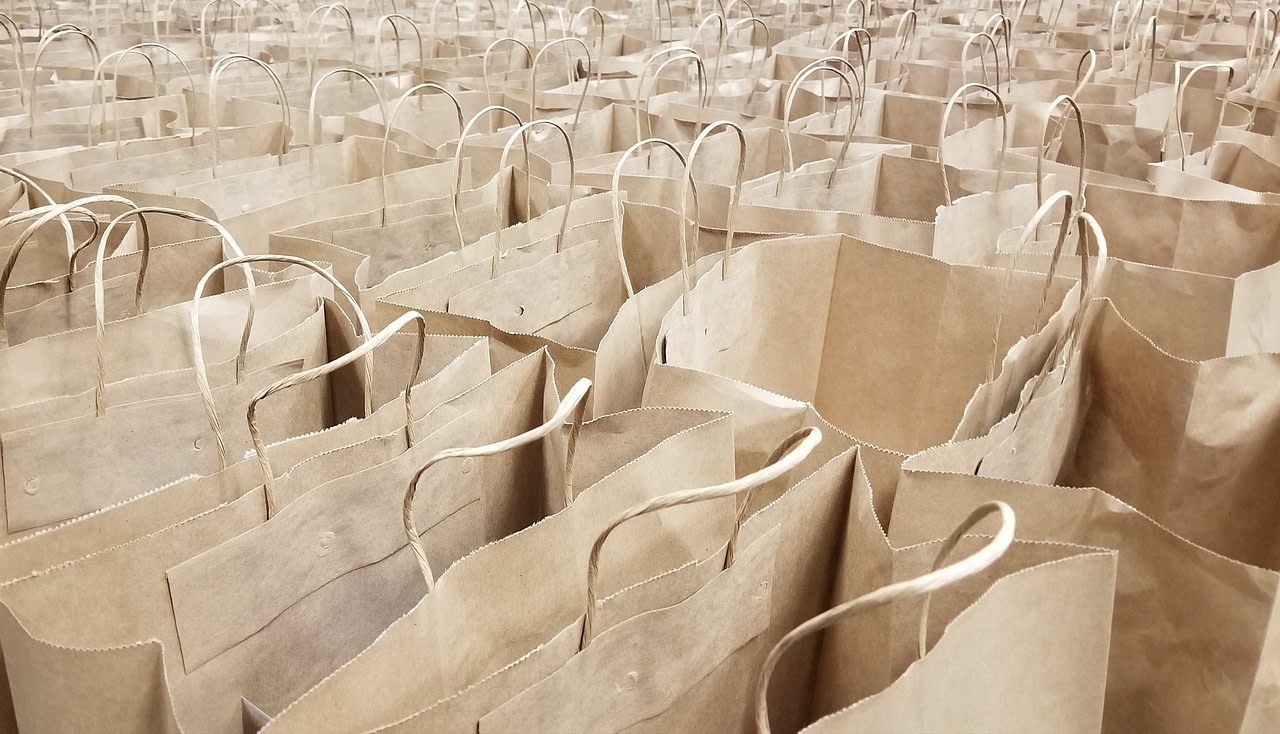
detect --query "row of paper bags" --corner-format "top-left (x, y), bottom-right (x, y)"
top-left (2, 0), bottom-right (1280, 732)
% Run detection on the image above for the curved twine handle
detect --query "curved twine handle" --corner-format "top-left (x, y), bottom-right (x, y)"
top-left (582, 427), bottom-right (822, 649)
top-left (572, 6), bottom-right (606, 86)
top-left (610, 137), bottom-right (690, 300)
top-left (1173, 63), bottom-right (1234, 169)
top-left (403, 377), bottom-right (593, 591)
top-left (960, 31), bottom-right (1000, 90)
top-left (1073, 49), bottom-right (1097, 98)
top-left (239, 0), bottom-right (289, 61)
top-left (844, 0), bottom-right (868, 31)
top-left (107, 43), bottom-right (198, 148)
top-left (91, 207), bottom-right (152, 363)
top-left (476, 0), bottom-right (499, 33)
top-left (93, 49), bottom-right (156, 148)
top-left (913, 505), bottom-right (1016, 655)
top-left (1035, 95), bottom-right (1087, 214)
top-left (979, 14), bottom-right (1014, 93)
top-left (1246, 8), bottom-right (1280, 91)
top-left (636, 47), bottom-right (706, 140)
top-left (783, 58), bottom-right (861, 191)
top-left (0, 199), bottom-right (126, 350)
top-left (986, 189), bottom-right (1074, 381)
top-left (1244, 10), bottom-right (1266, 86)
top-left (199, 0), bottom-right (246, 67)
top-left (309, 68), bottom-right (386, 175)
top-left (209, 54), bottom-right (291, 174)
top-left (692, 12), bottom-right (728, 92)
top-left (483, 37), bottom-right (533, 108)
top-left (530, 36), bottom-right (592, 128)
top-left (891, 9), bottom-right (919, 63)
top-left (0, 14), bottom-right (25, 105)
top-left (157, 0), bottom-right (182, 49)
top-left (1133, 15), bottom-right (1160, 96)
top-left (65, 210), bottom-right (106, 290)
top-left (938, 82), bottom-right (1008, 206)
top-left (380, 82), bottom-right (464, 225)
top-left (0, 163), bottom-right (77, 266)
top-left (1249, 31), bottom-right (1280, 127)
top-left (452, 104), bottom-right (524, 248)
top-left (728, 16), bottom-right (771, 85)
top-left (1046, 210), bottom-right (1109, 360)
top-left (681, 120), bottom-right (746, 313)
top-left (830, 27), bottom-right (871, 71)
top-left (29, 28), bottom-right (101, 141)
top-left (249, 309), bottom-right (426, 518)
top-left (508, 0), bottom-right (548, 45)
top-left (191, 253), bottom-right (373, 469)
top-left (495, 119), bottom-right (575, 273)
top-left (1106, 0), bottom-right (1133, 71)
top-left (652, 0), bottom-right (675, 41)
top-left (374, 14), bottom-right (423, 77)
top-left (1000, 210), bottom-right (1109, 432)
top-left (304, 3), bottom-right (356, 88)
top-left (755, 501), bottom-right (1016, 734)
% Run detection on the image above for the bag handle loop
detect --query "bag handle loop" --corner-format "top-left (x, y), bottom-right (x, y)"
top-left (938, 82), bottom-right (1008, 206)
top-left (209, 53), bottom-right (291, 174)
top-left (495, 119), bottom-right (575, 271)
top-left (756, 501), bottom-right (1015, 734)
top-left (250, 310), bottom-right (426, 517)
top-left (403, 377), bottom-right (593, 591)
top-left (610, 137), bottom-right (691, 299)
top-left (452, 105), bottom-right (525, 247)
top-left (191, 253), bottom-right (372, 468)
top-left (582, 427), bottom-right (822, 648)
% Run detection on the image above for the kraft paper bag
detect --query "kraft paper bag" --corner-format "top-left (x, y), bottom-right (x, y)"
top-left (236, 401), bottom-right (744, 734)
top-left (1149, 140), bottom-right (1280, 204)
top-left (156, 370), bottom-right (715, 732)
top-left (3, 217), bottom-right (316, 347)
top-left (653, 233), bottom-right (1074, 454)
top-left (1082, 182), bottom-right (1280, 277)
top-left (0, 331), bottom-right (562, 733)
top-left (479, 425), bottom-right (904, 734)
top-left (890, 417), bottom-right (1280, 733)
top-left (0, 331), bottom-right (488, 588)
top-left (791, 480), bottom-right (1115, 734)
top-left (259, 411), bottom-right (740, 733)
top-left (953, 295), bottom-right (1280, 571)
top-left (278, 427), bottom-right (820, 734)
top-left (0, 270), bottom-right (331, 417)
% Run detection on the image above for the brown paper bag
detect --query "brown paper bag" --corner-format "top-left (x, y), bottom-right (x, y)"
top-left (653, 233), bottom-right (1074, 454)
top-left (180, 392), bottom-right (744, 733)
top-left (478, 430), bottom-right (828, 734)
top-left (891, 414), bottom-right (1280, 733)
top-left (961, 293), bottom-right (1280, 570)
top-left (259, 409), bottom-right (740, 733)
top-left (0, 315), bottom-right (521, 733)
top-left (1083, 182), bottom-right (1280, 276)
top-left (2, 203), bottom-right (270, 346)
top-left (1149, 140), bottom-right (1280, 203)
top-left (768, 497), bottom-right (1115, 734)
top-left (0, 251), bottom-right (333, 427)
top-left (0, 329), bottom-right (488, 589)
top-left (0, 253), bottom-right (373, 534)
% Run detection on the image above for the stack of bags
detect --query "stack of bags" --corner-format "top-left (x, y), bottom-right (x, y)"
top-left (0, 0), bottom-right (1278, 731)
